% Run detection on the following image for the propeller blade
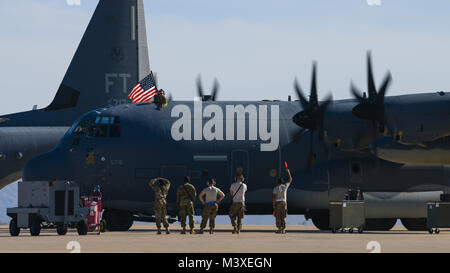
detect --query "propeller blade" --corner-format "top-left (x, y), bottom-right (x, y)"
top-left (310, 62), bottom-right (318, 106)
top-left (294, 78), bottom-right (310, 110)
top-left (153, 72), bottom-right (159, 89)
top-left (211, 78), bottom-right (220, 101)
top-left (350, 82), bottom-right (365, 103)
top-left (321, 136), bottom-right (330, 159)
top-left (290, 128), bottom-right (307, 143)
top-left (196, 75), bottom-right (204, 98)
top-left (375, 71), bottom-right (392, 105)
top-left (307, 131), bottom-right (315, 172)
top-left (372, 120), bottom-right (380, 168)
top-left (319, 93), bottom-right (333, 115)
top-left (367, 51), bottom-right (377, 100)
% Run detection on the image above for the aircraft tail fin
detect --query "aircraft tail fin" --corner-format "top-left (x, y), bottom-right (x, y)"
top-left (45, 0), bottom-right (150, 112)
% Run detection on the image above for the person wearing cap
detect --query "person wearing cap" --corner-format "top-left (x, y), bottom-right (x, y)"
top-left (176, 176), bottom-right (197, 234)
top-left (198, 178), bottom-right (225, 234)
top-left (149, 177), bottom-right (171, 234)
top-left (229, 174), bottom-right (247, 234)
top-left (272, 165), bottom-right (293, 234)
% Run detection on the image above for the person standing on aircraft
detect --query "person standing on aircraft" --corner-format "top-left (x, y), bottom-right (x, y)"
top-left (229, 174), bottom-right (247, 234)
top-left (198, 178), bottom-right (225, 234)
top-left (177, 176), bottom-right (197, 234)
top-left (272, 162), bottom-right (293, 234)
top-left (149, 177), bottom-right (171, 234)
top-left (154, 89), bottom-right (168, 110)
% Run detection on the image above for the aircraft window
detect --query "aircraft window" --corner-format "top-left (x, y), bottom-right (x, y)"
top-left (95, 125), bottom-right (108, 138)
top-left (96, 116), bottom-right (115, 125)
top-left (72, 122), bottom-right (89, 135)
top-left (73, 116), bottom-right (120, 138)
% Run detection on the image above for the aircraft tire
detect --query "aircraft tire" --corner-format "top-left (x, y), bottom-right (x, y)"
top-left (364, 218), bottom-right (397, 231)
top-left (29, 215), bottom-right (41, 236)
top-left (77, 220), bottom-right (89, 235)
top-left (103, 209), bottom-right (133, 231)
top-left (9, 218), bottom-right (20, 236)
top-left (311, 212), bottom-right (331, 230)
top-left (401, 218), bottom-right (428, 231)
top-left (57, 224), bottom-right (68, 236)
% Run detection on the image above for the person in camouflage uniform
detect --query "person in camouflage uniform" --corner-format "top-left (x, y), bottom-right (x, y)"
top-left (154, 89), bottom-right (169, 110)
top-left (177, 176), bottom-right (197, 234)
top-left (149, 177), bottom-right (171, 234)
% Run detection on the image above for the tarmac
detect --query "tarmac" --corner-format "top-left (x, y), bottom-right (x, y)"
top-left (1, 224), bottom-right (450, 253)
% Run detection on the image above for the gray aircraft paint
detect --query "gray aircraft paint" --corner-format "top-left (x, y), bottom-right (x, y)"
top-left (0, 0), bottom-right (150, 189)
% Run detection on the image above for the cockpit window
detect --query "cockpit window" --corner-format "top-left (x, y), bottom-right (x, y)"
top-left (70, 115), bottom-right (120, 138)
top-left (72, 122), bottom-right (89, 135)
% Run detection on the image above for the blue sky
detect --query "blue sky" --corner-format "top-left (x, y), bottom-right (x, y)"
top-left (1, 0), bottom-right (450, 115)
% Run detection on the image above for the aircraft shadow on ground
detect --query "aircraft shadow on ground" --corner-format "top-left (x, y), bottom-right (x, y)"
top-left (126, 227), bottom-right (430, 235)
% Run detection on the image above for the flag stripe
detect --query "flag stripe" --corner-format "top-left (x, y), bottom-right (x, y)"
top-left (133, 89), bottom-right (156, 103)
top-left (137, 90), bottom-right (157, 102)
top-left (131, 87), bottom-right (145, 100)
top-left (128, 73), bottom-right (158, 103)
top-left (128, 84), bottom-right (142, 98)
top-left (133, 87), bottom-right (156, 102)
top-left (132, 88), bottom-right (148, 101)
top-left (134, 90), bottom-right (156, 103)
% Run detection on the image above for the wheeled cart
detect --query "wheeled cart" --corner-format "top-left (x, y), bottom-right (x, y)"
top-left (7, 181), bottom-right (89, 236)
top-left (329, 200), bottom-right (366, 234)
top-left (427, 201), bottom-right (450, 234)
top-left (82, 192), bottom-right (106, 234)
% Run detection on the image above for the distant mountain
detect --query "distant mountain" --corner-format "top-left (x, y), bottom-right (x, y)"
top-left (0, 182), bottom-right (18, 224)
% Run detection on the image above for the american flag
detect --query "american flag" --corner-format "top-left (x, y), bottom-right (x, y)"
top-left (128, 73), bottom-right (157, 103)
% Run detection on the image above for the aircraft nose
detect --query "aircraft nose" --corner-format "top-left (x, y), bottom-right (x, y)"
top-left (23, 149), bottom-right (75, 181)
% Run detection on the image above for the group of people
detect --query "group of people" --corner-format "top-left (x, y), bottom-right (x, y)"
top-left (148, 164), bottom-right (293, 235)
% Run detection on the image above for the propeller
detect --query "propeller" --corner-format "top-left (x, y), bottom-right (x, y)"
top-left (350, 51), bottom-right (392, 162)
top-left (292, 62), bottom-right (333, 172)
top-left (153, 72), bottom-right (159, 89)
top-left (351, 51), bottom-right (392, 124)
top-left (196, 75), bottom-right (219, 101)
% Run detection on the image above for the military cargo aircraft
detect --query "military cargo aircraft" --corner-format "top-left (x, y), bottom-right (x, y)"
top-left (0, 0), bottom-right (151, 189)
top-left (22, 52), bottom-right (450, 231)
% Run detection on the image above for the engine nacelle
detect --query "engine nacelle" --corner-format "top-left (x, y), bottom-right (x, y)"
top-left (375, 136), bottom-right (450, 165)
